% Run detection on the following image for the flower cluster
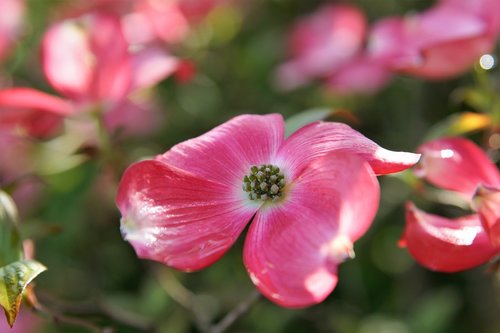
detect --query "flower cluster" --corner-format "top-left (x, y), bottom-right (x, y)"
top-left (276, 0), bottom-right (500, 94)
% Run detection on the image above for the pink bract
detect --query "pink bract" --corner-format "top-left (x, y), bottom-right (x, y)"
top-left (414, 137), bottom-right (500, 198)
top-left (403, 137), bottom-right (500, 272)
top-left (369, 0), bottom-right (498, 79)
top-left (275, 4), bottom-right (367, 90)
top-left (404, 203), bottom-right (497, 272)
top-left (0, 88), bottom-right (74, 139)
top-left (116, 114), bottom-right (420, 307)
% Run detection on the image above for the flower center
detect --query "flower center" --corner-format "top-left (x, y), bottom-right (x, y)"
top-left (243, 164), bottom-right (285, 201)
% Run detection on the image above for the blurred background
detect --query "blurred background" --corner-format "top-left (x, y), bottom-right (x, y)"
top-left (0, 0), bottom-right (499, 332)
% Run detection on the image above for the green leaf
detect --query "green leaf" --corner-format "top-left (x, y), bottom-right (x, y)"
top-left (0, 191), bottom-right (23, 267)
top-left (0, 260), bottom-right (47, 327)
top-left (284, 108), bottom-right (334, 138)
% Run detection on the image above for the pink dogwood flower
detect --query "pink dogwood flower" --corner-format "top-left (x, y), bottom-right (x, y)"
top-left (116, 114), bottom-right (419, 307)
top-left (275, 4), bottom-right (366, 90)
top-left (0, 12), bottom-right (177, 139)
top-left (275, 4), bottom-right (391, 95)
top-left (402, 137), bottom-right (500, 272)
top-left (369, 0), bottom-right (500, 79)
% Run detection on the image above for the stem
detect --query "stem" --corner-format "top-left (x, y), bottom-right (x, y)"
top-left (32, 301), bottom-right (113, 333)
top-left (34, 292), bottom-right (155, 332)
top-left (156, 268), bottom-right (211, 332)
top-left (208, 289), bottom-right (261, 333)
top-left (156, 268), bottom-right (262, 333)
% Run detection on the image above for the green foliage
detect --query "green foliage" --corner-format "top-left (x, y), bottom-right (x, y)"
top-left (0, 260), bottom-right (46, 327)
top-left (0, 191), bottom-right (23, 267)
top-left (1, 0), bottom-right (499, 332)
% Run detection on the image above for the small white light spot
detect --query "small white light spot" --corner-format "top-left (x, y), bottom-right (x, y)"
top-left (440, 149), bottom-right (454, 159)
top-left (479, 54), bottom-right (495, 70)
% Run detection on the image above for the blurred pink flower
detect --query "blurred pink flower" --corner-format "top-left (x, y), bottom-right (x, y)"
top-left (276, 4), bottom-right (366, 89)
top-left (41, 12), bottom-right (177, 136)
top-left (0, 12), bottom-right (177, 138)
top-left (275, 4), bottom-right (391, 95)
top-left (369, 0), bottom-right (499, 79)
top-left (402, 138), bottom-right (500, 272)
top-left (59, 0), bottom-right (224, 45)
top-left (117, 114), bottom-right (419, 307)
top-left (0, 0), bottom-right (24, 62)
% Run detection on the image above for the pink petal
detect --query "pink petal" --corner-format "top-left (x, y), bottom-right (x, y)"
top-left (130, 45), bottom-right (178, 91)
top-left (42, 13), bottom-right (132, 102)
top-left (244, 153), bottom-right (379, 307)
top-left (85, 14), bottom-right (132, 102)
top-left (368, 17), bottom-right (424, 70)
top-left (326, 55), bottom-right (392, 95)
top-left (473, 185), bottom-right (500, 248)
top-left (403, 203), bottom-right (498, 272)
top-left (275, 4), bottom-right (366, 90)
top-left (41, 18), bottom-right (93, 100)
top-left (277, 121), bottom-right (420, 179)
top-left (0, 88), bottom-right (74, 138)
top-left (437, 0), bottom-right (500, 34)
top-left (414, 3), bottom-right (488, 45)
top-left (415, 137), bottom-right (500, 197)
top-left (157, 114), bottom-right (285, 187)
top-left (116, 159), bottom-right (257, 271)
top-left (126, 0), bottom-right (189, 44)
top-left (368, 3), bottom-right (495, 79)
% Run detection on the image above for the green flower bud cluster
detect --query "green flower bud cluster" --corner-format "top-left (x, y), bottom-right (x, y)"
top-left (243, 164), bottom-right (285, 201)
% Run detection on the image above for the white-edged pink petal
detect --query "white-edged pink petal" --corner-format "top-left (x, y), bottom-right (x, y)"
top-left (277, 121), bottom-right (420, 179)
top-left (403, 203), bottom-right (498, 272)
top-left (415, 137), bottom-right (500, 197)
top-left (157, 114), bottom-right (285, 187)
top-left (116, 159), bottom-right (257, 271)
top-left (243, 153), bottom-right (379, 307)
